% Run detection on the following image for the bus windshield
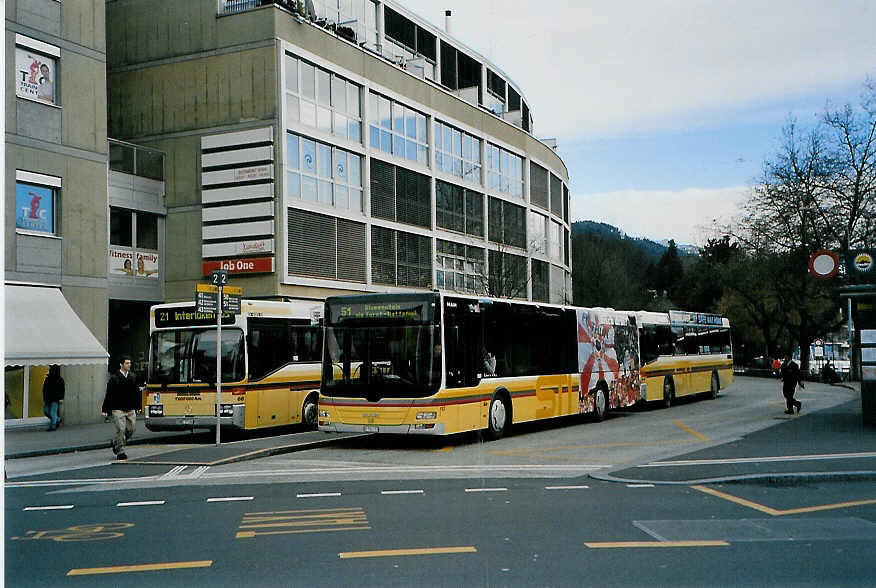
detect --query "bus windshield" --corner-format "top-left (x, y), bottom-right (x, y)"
top-left (148, 328), bottom-right (245, 384)
top-left (322, 324), bottom-right (441, 399)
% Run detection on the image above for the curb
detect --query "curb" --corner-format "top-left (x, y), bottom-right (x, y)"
top-left (589, 470), bottom-right (876, 486)
top-left (4, 433), bottom-right (200, 460)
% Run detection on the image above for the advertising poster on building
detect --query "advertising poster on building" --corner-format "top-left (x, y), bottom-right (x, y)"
top-left (16, 47), bottom-right (55, 104)
top-left (136, 252), bottom-right (160, 278)
top-left (15, 183), bottom-right (54, 234)
top-left (109, 247), bottom-right (135, 276)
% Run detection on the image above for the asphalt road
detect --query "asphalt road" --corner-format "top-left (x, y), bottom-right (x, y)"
top-left (5, 377), bottom-right (876, 586)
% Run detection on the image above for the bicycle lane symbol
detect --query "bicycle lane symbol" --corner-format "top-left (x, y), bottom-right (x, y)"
top-left (11, 523), bottom-right (135, 542)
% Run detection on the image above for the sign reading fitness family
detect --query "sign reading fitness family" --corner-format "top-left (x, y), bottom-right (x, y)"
top-left (328, 297), bottom-right (436, 325)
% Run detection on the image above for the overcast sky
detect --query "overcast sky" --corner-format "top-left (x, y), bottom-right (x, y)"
top-left (402, 0), bottom-right (876, 244)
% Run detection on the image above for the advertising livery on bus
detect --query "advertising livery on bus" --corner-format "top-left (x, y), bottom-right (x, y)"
top-left (144, 299), bottom-right (322, 431)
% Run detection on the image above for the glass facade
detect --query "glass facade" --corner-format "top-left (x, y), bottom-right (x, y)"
top-left (286, 53), bottom-right (362, 143)
top-left (434, 120), bottom-right (481, 183)
top-left (487, 144), bottom-right (524, 198)
top-left (287, 132), bottom-right (363, 213)
top-left (369, 92), bottom-right (428, 165)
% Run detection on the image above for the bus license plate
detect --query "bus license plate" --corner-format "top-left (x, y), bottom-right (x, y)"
top-left (179, 418), bottom-right (195, 426)
top-left (364, 425), bottom-right (378, 433)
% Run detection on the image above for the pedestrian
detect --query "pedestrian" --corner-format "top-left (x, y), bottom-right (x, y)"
top-left (42, 365), bottom-right (65, 431)
top-left (779, 357), bottom-right (804, 415)
top-left (102, 356), bottom-right (141, 460)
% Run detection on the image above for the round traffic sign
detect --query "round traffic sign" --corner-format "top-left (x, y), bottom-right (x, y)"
top-left (808, 250), bottom-right (839, 280)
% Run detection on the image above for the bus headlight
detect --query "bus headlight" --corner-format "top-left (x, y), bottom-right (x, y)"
top-left (147, 405), bottom-right (164, 417)
top-left (416, 412), bottom-right (437, 420)
top-left (217, 404), bottom-right (234, 417)
top-left (319, 410), bottom-right (330, 418)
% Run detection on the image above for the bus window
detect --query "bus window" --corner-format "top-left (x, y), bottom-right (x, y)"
top-left (149, 330), bottom-right (194, 384)
top-left (192, 329), bottom-right (245, 383)
top-left (640, 324), bottom-right (674, 364)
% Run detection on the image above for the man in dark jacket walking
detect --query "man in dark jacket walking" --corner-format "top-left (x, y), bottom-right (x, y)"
top-left (102, 356), bottom-right (141, 460)
top-left (42, 365), bottom-right (65, 431)
top-left (780, 357), bottom-right (804, 415)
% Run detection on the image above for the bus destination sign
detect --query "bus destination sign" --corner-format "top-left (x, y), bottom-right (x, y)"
top-left (155, 307), bottom-right (235, 329)
top-left (669, 310), bottom-right (723, 326)
top-left (330, 301), bottom-right (429, 324)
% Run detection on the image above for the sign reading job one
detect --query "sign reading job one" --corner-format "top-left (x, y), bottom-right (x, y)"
top-left (16, 47), bottom-right (55, 105)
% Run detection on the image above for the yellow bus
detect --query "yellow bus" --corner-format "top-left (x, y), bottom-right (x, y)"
top-left (318, 292), bottom-right (642, 439)
top-left (634, 310), bottom-right (733, 407)
top-left (144, 299), bottom-right (322, 432)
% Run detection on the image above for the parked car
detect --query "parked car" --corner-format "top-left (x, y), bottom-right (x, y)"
top-left (741, 356), bottom-right (779, 377)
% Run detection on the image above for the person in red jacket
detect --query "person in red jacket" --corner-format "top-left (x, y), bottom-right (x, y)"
top-left (102, 356), bottom-right (141, 460)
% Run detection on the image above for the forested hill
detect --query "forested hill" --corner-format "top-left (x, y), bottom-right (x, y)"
top-left (570, 220), bottom-right (696, 310)
top-left (571, 221), bottom-right (672, 261)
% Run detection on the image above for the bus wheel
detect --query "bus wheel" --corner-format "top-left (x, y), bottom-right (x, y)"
top-left (593, 385), bottom-right (607, 422)
top-left (485, 394), bottom-right (510, 440)
top-left (662, 378), bottom-right (674, 409)
top-left (708, 372), bottom-right (719, 399)
top-left (302, 395), bottom-right (318, 429)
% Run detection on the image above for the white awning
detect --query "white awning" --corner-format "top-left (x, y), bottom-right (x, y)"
top-left (4, 284), bottom-right (109, 366)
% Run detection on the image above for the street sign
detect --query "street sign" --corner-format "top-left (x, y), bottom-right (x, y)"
top-left (808, 250), bottom-right (840, 280)
top-left (195, 284), bottom-right (243, 314)
top-left (196, 291), bottom-right (218, 313)
top-left (211, 269), bottom-right (229, 286)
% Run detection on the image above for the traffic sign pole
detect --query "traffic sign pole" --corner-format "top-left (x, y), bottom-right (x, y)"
top-left (216, 282), bottom-right (222, 447)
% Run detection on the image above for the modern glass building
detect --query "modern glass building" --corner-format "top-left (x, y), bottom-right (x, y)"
top-left (106, 0), bottom-right (572, 305)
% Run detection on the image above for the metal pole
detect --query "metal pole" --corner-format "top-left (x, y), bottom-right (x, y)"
top-left (216, 284), bottom-right (222, 446)
top-left (848, 297), bottom-right (855, 381)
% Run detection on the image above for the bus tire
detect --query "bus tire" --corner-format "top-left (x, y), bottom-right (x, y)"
top-left (593, 384), bottom-right (608, 422)
top-left (302, 393), bottom-right (318, 429)
top-left (662, 377), bottom-right (674, 409)
top-left (485, 393), bottom-right (510, 440)
top-left (708, 371), bottom-right (719, 399)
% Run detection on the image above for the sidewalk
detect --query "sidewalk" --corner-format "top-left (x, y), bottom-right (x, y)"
top-left (594, 382), bottom-right (876, 485)
top-left (3, 420), bottom-right (201, 459)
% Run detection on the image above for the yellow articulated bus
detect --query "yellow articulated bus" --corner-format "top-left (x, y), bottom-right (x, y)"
top-left (144, 299), bottom-right (323, 432)
top-left (634, 310), bottom-right (733, 407)
top-left (318, 292), bottom-right (642, 439)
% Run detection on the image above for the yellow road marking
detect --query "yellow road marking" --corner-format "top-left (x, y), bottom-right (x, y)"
top-left (238, 507), bottom-right (369, 538)
top-left (434, 446), bottom-right (453, 452)
top-left (237, 526), bottom-right (371, 538)
top-left (67, 560), bottom-right (212, 576)
top-left (674, 420), bottom-right (710, 441)
top-left (692, 485), bottom-right (876, 516)
top-left (339, 546), bottom-right (477, 559)
top-left (585, 541), bottom-right (729, 548)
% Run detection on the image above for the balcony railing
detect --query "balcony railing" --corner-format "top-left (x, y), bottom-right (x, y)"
top-left (109, 139), bottom-right (165, 181)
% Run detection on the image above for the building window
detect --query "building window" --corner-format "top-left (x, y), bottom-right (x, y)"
top-left (550, 173), bottom-right (563, 218)
top-left (434, 120), bottom-right (481, 183)
top-left (109, 208), bottom-right (161, 278)
top-left (530, 162), bottom-right (549, 211)
top-left (15, 35), bottom-right (59, 106)
top-left (487, 144), bottom-right (523, 198)
top-left (15, 180), bottom-right (59, 236)
top-left (532, 259), bottom-right (549, 303)
top-left (287, 208), bottom-right (366, 282)
top-left (285, 53), bottom-right (362, 143)
top-left (371, 226), bottom-right (431, 288)
top-left (370, 159), bottom-right (431, 229)
top-left (488, 196), bottom-right (526, 249)
top-left (110, 209), bottom-right (133, 246)
top-left (488, 250), bottom-right (527, 299)
top-left (486, 69), bottom-right (506, 115)
top-left (368, 92), bottom-right (428, 165)
top-left (436, 240), bottom-right (485, 294)
top-left (528, 210), bottom-right (547, 255)
top-left (549, 219), bottom-right (562, 262)
top-left (383, 6), bottom-right (437, 79)
top-left (287, 132), bottom-right (363, 213)
top-left (436, 180), bottom-right (483, 237)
